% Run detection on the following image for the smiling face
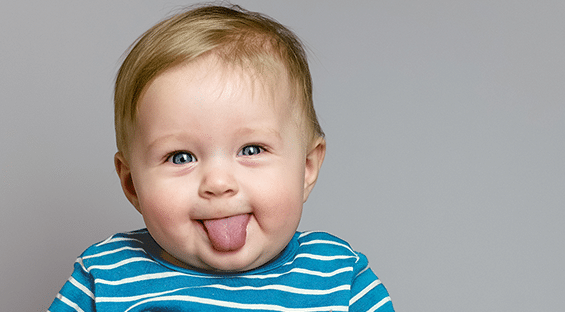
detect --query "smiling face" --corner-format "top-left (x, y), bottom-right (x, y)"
top-left (114, 55), bottom-right (325, 272)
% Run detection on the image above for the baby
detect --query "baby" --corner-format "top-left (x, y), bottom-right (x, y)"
top-left (49, 4), bottom-right (394, 311)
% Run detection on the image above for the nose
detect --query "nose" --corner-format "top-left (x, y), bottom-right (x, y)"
top-left (198, 161), bottom-right (238, 199)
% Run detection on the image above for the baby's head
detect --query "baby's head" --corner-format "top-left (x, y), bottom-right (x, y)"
top-left (113, 4), bottom-right (325, 272)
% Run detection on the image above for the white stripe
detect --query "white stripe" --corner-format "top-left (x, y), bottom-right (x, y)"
top-left (298, 231), bottom-right (315, 238)
top-left (349, 279), bottom-right (382, 306)
top-left (124, 295), bottom-right (348, 312)
top-left (356, 265), bottom-right (369, 278)
top-left (87, 257), bottom-right (155, 271)
top-left (95, 271), bottom-right (188, 285)
top-left (241, 267), bottom-right (352, 279)
top-left (69, 276), bottom-right (94, 299)
top-left (295, 253), bottom-right (357, 261)
top-left (300, 239), bottom-right (356, 254)
top-left (75, 258), bottom-right (88, 273)
top-left (367, 296), bottom-right (391, 312)
top-left (296, 232), bottom-right (361, 263)
top-left (56, 293), bottom-right (85, 312)
top-left (82, 246), bottom-right (146, 260)
top-left (199, 283), bottom-right (350, 295)
top-left (96, 236), bottom-right (143, 247)
top-left (97, 283), bottom-right (349, 303)
top-left (281, 253), bottom-right (354, 269)
top-left (95, 234), bottom-right (115, 246)
top-left (97, 287), bottom-right (190, 302)
top-left (96, 266), bottom-right (351, 286)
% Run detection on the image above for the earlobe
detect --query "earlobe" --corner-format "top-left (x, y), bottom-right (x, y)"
top-left (114, 152), bottom-right (141, 212)
top-left (303, 137), bottom-right (326, 202)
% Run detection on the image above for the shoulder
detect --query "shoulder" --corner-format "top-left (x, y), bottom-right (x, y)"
top-left (296, 233), bottom-right (394, 311)
top-left (297, 231), bottom-right (357, 254)
top-left (78, 229), bottom-right (153, 268)
top-left (295, 231), bottom-right (365, 265)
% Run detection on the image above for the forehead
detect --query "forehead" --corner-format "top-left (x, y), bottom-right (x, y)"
top-left (142, 54), bottom-right (300, 119)
top-left (136, 54), bottom-right (305, 135)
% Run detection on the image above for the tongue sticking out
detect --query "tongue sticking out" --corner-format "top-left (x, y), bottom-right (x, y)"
top-left (202, 214), bottom-right (250, 252)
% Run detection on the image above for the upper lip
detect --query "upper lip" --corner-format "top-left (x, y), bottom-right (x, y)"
top-left (190, 199), bottom-right (250, 219)
top-left (198, 212), bottom-right (250, 221)
top-left (194, 211), bottom-right (251, 222)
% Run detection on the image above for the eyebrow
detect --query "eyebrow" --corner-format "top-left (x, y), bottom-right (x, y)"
top-left (145, 133), bottom-right (193, 154)
top-left (234, 127), bottom-right (282, 141)
top-left (146, 127), bottom-right (283, 152)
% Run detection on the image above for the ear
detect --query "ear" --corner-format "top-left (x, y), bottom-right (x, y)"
top-left (303, 137), bottom-right (326, 202)
top-left (114, 152), bottom-right (141, 213)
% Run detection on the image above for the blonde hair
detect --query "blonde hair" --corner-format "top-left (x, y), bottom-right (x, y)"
top-left (114, 4), bottom-right (324, 157)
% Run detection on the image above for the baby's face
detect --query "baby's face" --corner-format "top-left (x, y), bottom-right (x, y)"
top-left (122, 55), bottom-right (316, 272)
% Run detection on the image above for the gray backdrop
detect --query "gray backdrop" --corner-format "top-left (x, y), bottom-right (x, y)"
top-left (1, 1), bottom-right (563, 311)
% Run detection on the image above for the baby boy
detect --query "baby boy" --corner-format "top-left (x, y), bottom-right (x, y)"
top-left (49, 4), bottom-right (394, 311)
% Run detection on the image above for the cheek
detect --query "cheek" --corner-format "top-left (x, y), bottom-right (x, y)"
top-left (136, 179), bottom-right (188, 227)
top-left (249, 164), bottom-right (305, 224)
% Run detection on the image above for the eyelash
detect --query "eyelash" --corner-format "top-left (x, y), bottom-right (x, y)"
top-left (166, 151), bottom-right (196, 165)
top-left (165, 145), bottom-right (266, 165)
top-left (238, 144), bottom-right (265, 156)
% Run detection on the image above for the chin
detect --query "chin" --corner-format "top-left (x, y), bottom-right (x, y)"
top-left (202, 246), bottom-right (265, 273)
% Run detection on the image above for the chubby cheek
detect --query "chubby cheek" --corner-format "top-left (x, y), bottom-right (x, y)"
top-left (249, 167), bottom-right (305, 235)
top-left (136, 179), bottom-right (190, 234)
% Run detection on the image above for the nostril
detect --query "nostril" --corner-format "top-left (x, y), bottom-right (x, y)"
top-left (200, 182), bottom-right (238, 198)
top-left (198, 166), bottom-right (239, 198)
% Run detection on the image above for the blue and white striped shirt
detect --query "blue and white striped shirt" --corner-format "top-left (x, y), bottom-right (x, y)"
top-left (49, 229), bottom-right (393, 311)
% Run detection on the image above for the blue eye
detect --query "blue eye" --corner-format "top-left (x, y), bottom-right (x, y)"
top-left (169, 152), bottom-right (195, 165)
top-left (239, 145), bottom-right (264, 156)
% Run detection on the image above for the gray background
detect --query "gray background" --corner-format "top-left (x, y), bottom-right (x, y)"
top-left (1, 1), bottom-right (563, 311)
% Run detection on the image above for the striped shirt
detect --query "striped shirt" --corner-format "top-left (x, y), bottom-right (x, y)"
top-left (48, 229), bottom-right (394, 311)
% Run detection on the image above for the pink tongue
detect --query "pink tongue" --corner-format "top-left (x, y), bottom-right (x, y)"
top-left (202, 214), bottom-right (250, 252)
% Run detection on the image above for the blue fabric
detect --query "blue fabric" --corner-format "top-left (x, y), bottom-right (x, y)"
top-left (48, 229), bottom-right (394, 311)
